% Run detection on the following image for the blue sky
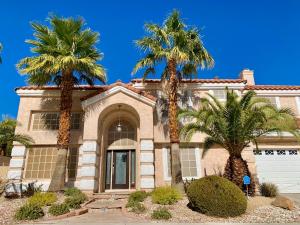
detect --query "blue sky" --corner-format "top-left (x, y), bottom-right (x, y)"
top-left (0, 0), bottom-right (300, 117)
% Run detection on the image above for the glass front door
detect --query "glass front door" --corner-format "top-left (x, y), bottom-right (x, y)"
top-left (105, 150), bottom-right (135, 189)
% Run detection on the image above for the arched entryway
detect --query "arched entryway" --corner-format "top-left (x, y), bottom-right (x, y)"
top-left (105, 119), bottom-right (137, 190)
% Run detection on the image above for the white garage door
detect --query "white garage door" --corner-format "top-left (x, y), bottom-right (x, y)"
top-left (254, 149), bottom-right (300, 193)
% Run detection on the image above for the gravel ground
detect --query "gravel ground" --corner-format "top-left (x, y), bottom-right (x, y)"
top-left (126, 196), bottom-right (300, 223)
top-left (0, 197), bottom-right (27, 225)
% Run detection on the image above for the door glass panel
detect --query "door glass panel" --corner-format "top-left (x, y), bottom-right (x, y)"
top-left (105, 151), bottom-right (111, 187)
top-left (131, 151), bottom-right (135, 186)
top-left (115, 152), bottom-right (127, 185)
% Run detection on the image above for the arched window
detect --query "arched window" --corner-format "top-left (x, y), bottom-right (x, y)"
top-left (107, 120), bottom-right (136, 149)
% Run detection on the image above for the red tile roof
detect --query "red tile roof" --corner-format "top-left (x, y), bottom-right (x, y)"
top-left (80, 81), bottom-right (156, 101)
top-left (131, 78), bottom-right (247, 84)
top-left (15, 85), bottom-right (105, 91)
top-left (245, 85), bottom-right (300, 90)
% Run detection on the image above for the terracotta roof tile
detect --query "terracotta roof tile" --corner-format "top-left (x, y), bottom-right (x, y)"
top-left (80, 81), bottom-right (156, 101)
top-left (245, 85), bottom-right (300, 90)
top-left (131, 78), bottom-right (247, 84)
top-left (15, 85), bottom-right (105, 91)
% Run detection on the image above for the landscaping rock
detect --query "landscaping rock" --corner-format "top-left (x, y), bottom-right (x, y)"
top-left (272, 196), bottom-right (295, 210)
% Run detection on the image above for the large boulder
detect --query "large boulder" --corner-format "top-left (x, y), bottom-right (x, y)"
top-left (271, 196), bottom-right (295, 210)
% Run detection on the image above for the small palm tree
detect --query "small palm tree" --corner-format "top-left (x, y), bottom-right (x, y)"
top-left (179, 89), bottom-right (299, 193)
top-left (132, 10), bottom-right (214, 189)
top-left (0, 117), bottom-right (34, 157)
top-left (17, 16), bottom-right (106, 191)
top-left (0, 43), bottom-right (3, 64)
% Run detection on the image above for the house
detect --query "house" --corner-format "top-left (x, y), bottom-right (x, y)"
top-left (7, 69), bottom-right (300, 193)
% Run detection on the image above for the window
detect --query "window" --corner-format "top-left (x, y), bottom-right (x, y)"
top-left (212, 90), bottom-right (226, 100)
top-left (32, 112), bottom-right (81, 130)
top-left (163, 147), bottom-right (200, 180)
top-left (107, 121), bottom-right (136, 148)
top-left (24, 146), bottom-right (78, 179)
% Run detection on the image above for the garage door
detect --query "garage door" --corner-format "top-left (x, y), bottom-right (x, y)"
top-left (254, 149), bottom-right (300, 193)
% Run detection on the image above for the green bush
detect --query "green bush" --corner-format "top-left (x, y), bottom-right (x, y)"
top-left (128, 191), bottom-right (148, 203)
top-left (151, 207), bottom-right (172, 220)
top-left (27, 192), bottom-right (57, 206)
top-left (15, 204), bottom-right (44, 220)
top-left (260, 183), bottom-right (278, 197)
top-left (64, 187), bottom-right (82, 197)
top-left (151, 186), bottom-right (182, 205)
top-left (49, 203), bottom-right (70, 216)
top-left (187, 175), bottom-right (247, 217)
top-left (127, 201), bottom-right (146, 213)
top-left (64, 193), bottom-right (86, 209)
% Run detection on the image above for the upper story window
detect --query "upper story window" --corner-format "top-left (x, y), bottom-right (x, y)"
top-left (212, 89), bottom-right (226, 100)
top-left (32, 112), bottom-right (81, 130)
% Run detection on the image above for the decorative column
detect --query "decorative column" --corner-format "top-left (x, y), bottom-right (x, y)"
top-left (140, 139), bottom-right (155, 189)
top-left (75, 140), bottom-right (99, 192)
top-left (6, 145), bottom-right (27, 192)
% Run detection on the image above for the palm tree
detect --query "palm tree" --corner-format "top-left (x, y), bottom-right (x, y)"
top-left (132, 10), bottom-right (214, 189)
top-left (0, 43), bottom-right (3, 64)
top-left (179, 89), bottom-right (299, 193)
top-left (0, 117), bottom-right (34, 157)
top-left (17, 16), bottom-right (106, 191)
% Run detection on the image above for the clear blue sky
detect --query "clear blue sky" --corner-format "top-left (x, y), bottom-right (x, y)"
top-left (1, 0), bottom-right (300, 117)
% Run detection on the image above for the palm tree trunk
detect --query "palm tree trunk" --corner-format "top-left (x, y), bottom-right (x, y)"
top-left (48, 70), bottom-right (73, 192)
top-left (224, 155), bottom-right (256, 195)
top-left (168, 58), bottom-right (183, 191)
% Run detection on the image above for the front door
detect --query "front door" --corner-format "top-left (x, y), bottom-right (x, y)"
top-left (105, 150), bottom-right (135, 190)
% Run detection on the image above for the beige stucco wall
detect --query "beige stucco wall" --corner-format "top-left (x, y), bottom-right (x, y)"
top-left (279, 96), bottom-right (298, 115)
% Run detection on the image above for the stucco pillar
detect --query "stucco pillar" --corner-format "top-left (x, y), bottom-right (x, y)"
top-left (140, 139), bottom-right (155, 189)
top-left (75, 140), bottom-right (99, 192)
top-left (6, 145), bottom-right (27, 192)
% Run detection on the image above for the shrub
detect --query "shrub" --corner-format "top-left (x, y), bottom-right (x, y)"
top-left (127, 201), bottom-right (146, 213)
top-left (151, 186), bottom-right (181, 205)
top-left (49, 203), bottom-right (70, 216)
top-left (64, 193), bottom-right (86, 209)
top-left (27, 192), bottom-right (57, 206)
top-left (151, 207), bottom-right (172, 220)
top-left (15, 204), bottom-right (44, 220)
top-left (187, 175), bottom-right (247, 217)
top-left (64, 187), bottom-right (82, 197)
top-left (260, 183), bottom-right (278, 197)
top-left (128, 191), bottom-right (148, 203)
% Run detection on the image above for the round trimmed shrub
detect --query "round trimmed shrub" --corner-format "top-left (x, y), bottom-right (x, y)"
top-left (49, 203), bottom-right (70, 216)
top-left (260, 183), bottom-right (278, 197)
top-left (15, 204), bottom-right (44, 220)
top-left (151, 186), bottom-right (182, 205)
top-left (187, 175), bottom-right (247, 217)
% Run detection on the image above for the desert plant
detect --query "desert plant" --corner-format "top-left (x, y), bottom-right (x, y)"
top-left (27, 192), bottom-right (57, 206)
top-left (186, 176), bottom-right (247, 217)
top-left (17, 16), bottom-right (106, 191)
top-left (15, 204), bottom-right (44, 220)
top-left (151, 207), bottom-right (172, 220)
top-left (49, 203), bottom-right (70, 216)
top-left (132, 10), bottom-right (214, 188)
top-left (127, 201), bottom-right (146, 214)
top-left (64, 194), bottom-right (86, 209)
top-left (151, 186), bottom-right (182, 205)
top-left (128, 191), bottom-right (148, 203)
top-left (64, 187), bottom-right (82, 197)
top-left (260, 182), bottom-right (278, 197)
top-left (179, 89), bottom-right (300, 194)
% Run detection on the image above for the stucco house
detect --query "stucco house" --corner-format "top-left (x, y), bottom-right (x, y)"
top-left (7, 69), bottom-right (300, 193)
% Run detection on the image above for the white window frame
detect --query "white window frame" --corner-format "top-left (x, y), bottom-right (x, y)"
top-left (162, 147), bottom-right (201, 181)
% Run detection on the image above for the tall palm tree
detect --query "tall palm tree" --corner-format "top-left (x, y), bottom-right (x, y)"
top-left (0, 43), bottom-right (3, 64)
top-left (132, 10), bottom-right (214, 189)
top-left (0, 117), bottom-right (34, 157)
top-left (17, 16), bottom-right (106, 191)
top-left (179, 89), bottom-right (299, 193)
